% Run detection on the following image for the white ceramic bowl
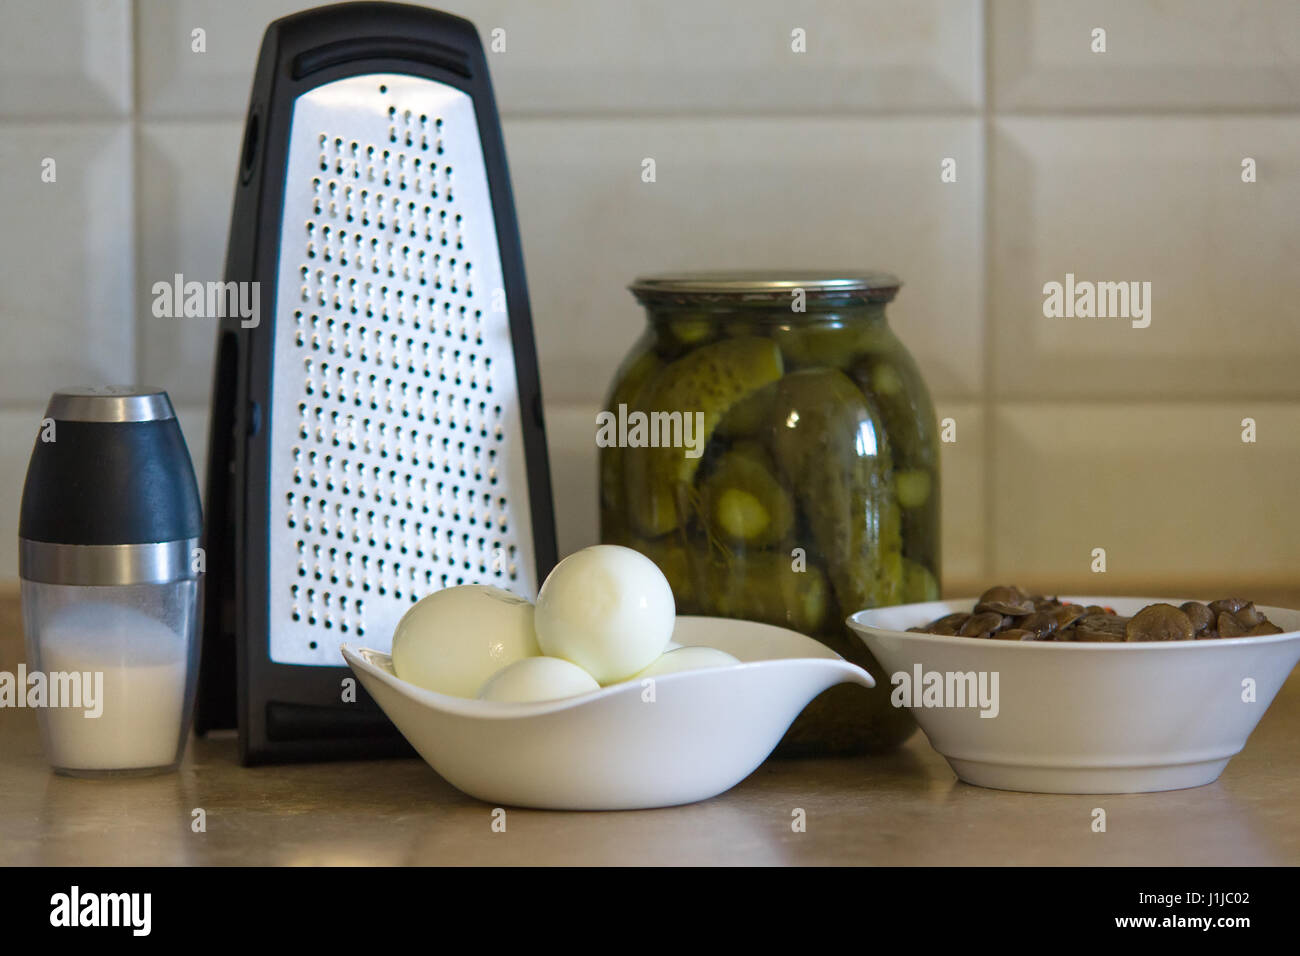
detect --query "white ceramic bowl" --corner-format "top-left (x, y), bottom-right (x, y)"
top-left (341, 616), bottom-right (873, 810)
top-left (848, 597), bottom-right (1300, 794)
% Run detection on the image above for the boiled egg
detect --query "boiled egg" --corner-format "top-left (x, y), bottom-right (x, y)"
top-left (391, 585), bottom-right (538, 697)
top-left (534, 545), bottom-right (675, 684)
top-left (477, 656), bottom-right (601, 703)
top-left (634, 645), bottom-right (740, 678)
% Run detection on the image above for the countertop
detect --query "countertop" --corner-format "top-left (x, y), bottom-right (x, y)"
top-left (2, 586), bottom-right (1298, 866)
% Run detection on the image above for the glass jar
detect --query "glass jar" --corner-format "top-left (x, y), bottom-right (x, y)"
top-left (601, 271), bottom-right (939, 755)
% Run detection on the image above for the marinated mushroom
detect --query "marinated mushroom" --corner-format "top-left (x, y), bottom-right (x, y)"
top-left (1016, 611), bottom-right (1059, 639)
top-left (960, 611), bottom-right (1006, 637)
top-left (990, 628), bottom-right (1037, 641)
top-left (1072, 614), bottom-right (1130, 643)
top-left (1208, 598), bottom-right (1248, 617)
top-left (1217, 611), bottom-right (1249, 638)
top-left (1125, 604), bottom-right (1195, 642)
top-left (1050, 603), bottom-right (1086, 629)
top-left (906, 587), bottom-right (1283, 642)
top-left (1180, 601), bottom-right (1215, 635)
top-left (1235, 603), bottom-right (1264, 627)
top-left (974, 585), bottom-right (1035, 616)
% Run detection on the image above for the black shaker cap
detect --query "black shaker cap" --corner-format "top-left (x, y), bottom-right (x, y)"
top-left (19, 387), bottom-right (203, 546)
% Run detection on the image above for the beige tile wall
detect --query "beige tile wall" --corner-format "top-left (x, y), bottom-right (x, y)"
top-left (0, 0), bottom-right (1296, 595)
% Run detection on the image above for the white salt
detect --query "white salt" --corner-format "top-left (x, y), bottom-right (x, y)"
top-left (37, 601), bottom-right (189, 771)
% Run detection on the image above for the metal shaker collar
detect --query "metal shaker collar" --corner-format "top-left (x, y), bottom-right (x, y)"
top-left (45, 386), bottom-right (176, 423)
top-left (19, 539), bottom-right (201, 586)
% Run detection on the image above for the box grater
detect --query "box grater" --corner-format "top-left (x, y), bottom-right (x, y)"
top-left (196, 2), bottom-right (556, 764)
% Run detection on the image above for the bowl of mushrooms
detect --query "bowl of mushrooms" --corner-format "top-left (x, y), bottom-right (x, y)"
top-left (847, 588), bottom-right (1300, 794)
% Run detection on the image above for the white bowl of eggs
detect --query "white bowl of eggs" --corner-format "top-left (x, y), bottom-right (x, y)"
top-left (341, 545), bottom-right (873, 810)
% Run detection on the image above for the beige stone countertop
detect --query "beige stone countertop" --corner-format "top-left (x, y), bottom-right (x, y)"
top-left (2, 587), bottom-right (1298, 866)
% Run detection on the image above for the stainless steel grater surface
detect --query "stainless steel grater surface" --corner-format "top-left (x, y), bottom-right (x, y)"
top-left (196, 3), bottom-right (555, 763)
top-left (271, 74), bottom-right (535, 665)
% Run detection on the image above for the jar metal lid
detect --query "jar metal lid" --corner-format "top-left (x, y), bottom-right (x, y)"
top-left (45, 386), bottom-right (176, 423)
top-left (629, 270), bottom-right (901, 305)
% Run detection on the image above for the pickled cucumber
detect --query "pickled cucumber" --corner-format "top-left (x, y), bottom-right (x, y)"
top-left (772, 315), bottom-right (890, 370)
top-left (766, 368), bottom-right (903, 614)
top-left (727, 438), bottom-right (771, 464)
top-left (598, 344), bottom-right (663, 544)
top-left (849, 352), bottom-right (937, 471)
top-left (895, 469), bottom-right (932, 510)
top-left (667, 315), bottom-right (716, 347)
top-left (627, 535), bottom-right (697, 609)
top-left (625, 337), bottom-right (784, 536)
top-left (699, 445), bottom-right (794, 548)
top-left (715, 381), bottom-right (778, 439)
top-left (691, 551), bottom-right (830, 634)
top-left (849, 352), bottom-right (939, 568)
top-left (902, 557), bottom-right (939, 603)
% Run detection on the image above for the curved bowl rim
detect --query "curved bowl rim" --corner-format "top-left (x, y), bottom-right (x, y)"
top-left (849, 597), bottom-right (1300, 651)
top-left (342, 615), bottom-right (874, 722)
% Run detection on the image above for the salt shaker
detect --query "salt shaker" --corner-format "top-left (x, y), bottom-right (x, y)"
top-left (18, 387), bottom-right (202, 776)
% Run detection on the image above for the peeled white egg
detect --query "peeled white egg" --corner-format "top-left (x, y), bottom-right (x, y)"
top-left (477, 657), bottom-right (601, 703)
top-left (634, 645), bottom-right (740, 678)
top-left (534, 545), bottom-right (675, 684)
top-left (391, 585), bottom-right (539, 697)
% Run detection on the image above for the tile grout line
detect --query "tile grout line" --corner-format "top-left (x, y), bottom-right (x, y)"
top-left (130, 0), bottom-right (143, 385)
top-left (6, 107), bottom-right (1297, 127)
top-left (980, 0), bottom-right (996, 584)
